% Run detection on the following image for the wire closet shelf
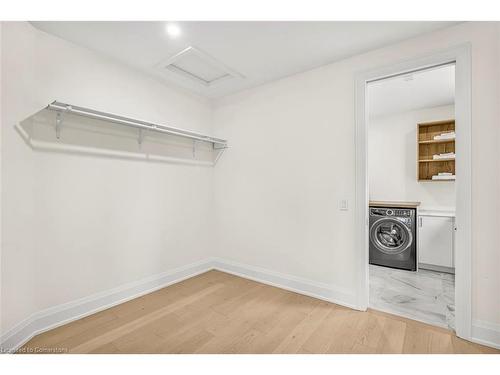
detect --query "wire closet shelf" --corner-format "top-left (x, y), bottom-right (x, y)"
top-left (46, 101), bottom-right (228, 148)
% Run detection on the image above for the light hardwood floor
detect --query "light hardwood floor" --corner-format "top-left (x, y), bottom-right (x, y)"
top-left (19, 270), bottom-right (499, 354)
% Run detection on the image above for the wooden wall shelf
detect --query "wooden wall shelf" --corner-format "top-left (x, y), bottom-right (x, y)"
top-left (419, 158), bottom-right (455, 163)
top-left (418, 139), bottom-right (455, 144)
top-left (417, 119), bottom-right (455, 181)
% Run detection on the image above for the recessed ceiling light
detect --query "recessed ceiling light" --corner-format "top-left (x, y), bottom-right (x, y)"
top-left (165, 24), bottom-right (181, 38)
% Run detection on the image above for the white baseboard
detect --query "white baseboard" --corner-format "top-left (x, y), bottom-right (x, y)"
top-left (471, 320), bottom-right (500, 349)
top-left (1, 257), bottom-right (359, 353)
top-left (211, 258), bottom-right (359, 310)
top-left (0, 258), bottom-right (213, 353)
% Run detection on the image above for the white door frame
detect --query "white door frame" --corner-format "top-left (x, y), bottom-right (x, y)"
top-left (354, 44), bottom-right (472, 340)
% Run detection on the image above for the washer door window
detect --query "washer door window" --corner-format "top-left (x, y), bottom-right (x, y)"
top-left (370, 218), bottom-right (412, 255)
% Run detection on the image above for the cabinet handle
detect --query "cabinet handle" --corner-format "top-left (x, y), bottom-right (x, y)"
top-left (419, 217), bottom-right (423, 227)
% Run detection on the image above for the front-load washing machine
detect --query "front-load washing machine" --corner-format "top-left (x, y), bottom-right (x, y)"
top-left (369, 206), bottom-right (416, 271)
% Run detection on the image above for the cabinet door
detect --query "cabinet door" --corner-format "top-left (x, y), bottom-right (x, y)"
top-left (418, 215), bottom-right (454, 268)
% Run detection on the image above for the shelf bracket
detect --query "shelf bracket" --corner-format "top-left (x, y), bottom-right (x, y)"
top-left (55, 105), bottom-right (72, 139)
top-left (213, 143), bottom-right (227, 151)
top-left (213, 143), bottom-right (228, 165)
top-left (214, 147), bottom-right (226, 165)
top-left (55, 112), bottom-right (63, 139)
top-left (138, 129), bottom-right (144, 146)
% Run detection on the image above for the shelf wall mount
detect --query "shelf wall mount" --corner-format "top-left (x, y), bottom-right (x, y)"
top-left (46, 100), bottom-right (228, 152)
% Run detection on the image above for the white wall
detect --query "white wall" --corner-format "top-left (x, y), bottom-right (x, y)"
top-left (1, 22), bottom-right (214, 335)
top-left (368, 105), bottom-right (456, 210)
top-left (1, 21), bottom-right (37, 342)
top-left (213, 22), bottom-right (500, 327)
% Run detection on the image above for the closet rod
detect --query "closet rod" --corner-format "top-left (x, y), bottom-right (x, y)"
top-left (46, 101), bottom-right (227, 146)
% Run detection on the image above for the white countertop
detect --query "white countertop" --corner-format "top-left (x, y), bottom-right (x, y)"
top-left (418, 209), bottom-right (455, 217)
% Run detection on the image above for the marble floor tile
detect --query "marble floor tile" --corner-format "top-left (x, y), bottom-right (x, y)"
top-left (369, 264), bottom-right (455, 330)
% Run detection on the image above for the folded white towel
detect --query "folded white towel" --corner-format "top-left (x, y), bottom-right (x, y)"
top-left (438, 172), bottom-right (452, 176)
top-left (434, 136), bottom-right (456, 141)
top-left (433, 153), bottom-right (455, 160)
top-left (434, 132), bottom-right (456, 140)
top-left (432, 175), bottom-right (456, 180)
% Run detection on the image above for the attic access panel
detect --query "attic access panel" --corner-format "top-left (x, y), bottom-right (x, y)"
top-left (157, 46), bottom-right (244, 87)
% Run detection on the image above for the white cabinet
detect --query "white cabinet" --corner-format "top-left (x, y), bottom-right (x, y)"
top-left (418, 214), bottom-right (454, 271)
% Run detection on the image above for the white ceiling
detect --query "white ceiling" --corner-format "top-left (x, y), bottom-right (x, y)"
top-left (31, 21), bottom-right (459, 99)
top-left (368, 64), bottom-right (455, 118)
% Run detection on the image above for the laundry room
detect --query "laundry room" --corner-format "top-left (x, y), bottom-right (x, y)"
top-left (367, 64), bottom-right (457, 329)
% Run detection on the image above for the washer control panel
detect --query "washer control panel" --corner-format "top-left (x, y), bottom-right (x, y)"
top-left (370, 207), bottom-right (414, 217)
top-left (394, 209), bottom-right (412, 217)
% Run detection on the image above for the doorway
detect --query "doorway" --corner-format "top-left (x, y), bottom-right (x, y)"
top-left (368, 64), bottom-right (456, 329)
top-left (355, 45), bottom-right (472, 341)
